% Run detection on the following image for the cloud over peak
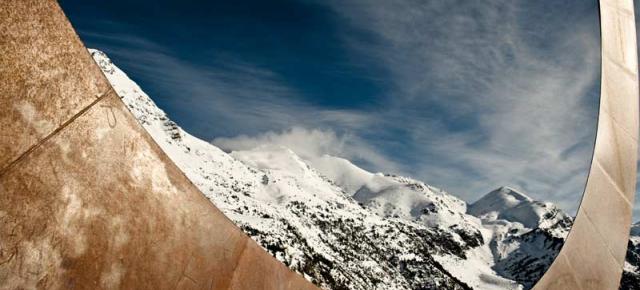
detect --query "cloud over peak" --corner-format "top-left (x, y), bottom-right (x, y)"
top-left (213, 126), bottom-right (402, 175)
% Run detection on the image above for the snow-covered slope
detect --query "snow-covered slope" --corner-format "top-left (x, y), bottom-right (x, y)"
top-left (468, 187), bottom-right (571, 289)
top-left (307, 155), bottom-right (376, 195)
top-left (469, 187), bottom-right (569, 231)
top-left (470, 187), bottom-right (639, 290)
top-left (89, 49), bottom-right (639, 290)
top-left (90, 49), bottom-right (493, 290)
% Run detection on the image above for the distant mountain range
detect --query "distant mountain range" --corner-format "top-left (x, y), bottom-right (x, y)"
top-left (90, 49), bottom-right (640, 290)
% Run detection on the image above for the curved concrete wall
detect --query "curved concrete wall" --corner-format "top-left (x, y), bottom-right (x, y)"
top-left (532, 0), bottom-right (639, 289)
top-left (0, 1), bottom-right (318, 289)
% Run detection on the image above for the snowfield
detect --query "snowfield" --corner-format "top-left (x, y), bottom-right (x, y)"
top-left (90, 49), bottom-right (639, 290)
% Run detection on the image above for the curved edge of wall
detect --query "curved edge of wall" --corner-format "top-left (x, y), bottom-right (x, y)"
top-left (532, 0), bottom-right (639, 289)
top-left (0, 1), bottom-right (319, 289)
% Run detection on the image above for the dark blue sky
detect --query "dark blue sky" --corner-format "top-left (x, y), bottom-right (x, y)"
top-left (60, 0), bottom-right (389, 130)
top-left (58, 0), bottom-right (639, 219)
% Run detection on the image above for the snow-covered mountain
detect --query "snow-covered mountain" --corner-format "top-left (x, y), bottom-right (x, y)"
top-left (469, 187), bottom-right (572, 288)
top-left (469, 186), bottom-right (570, 231)
top-left (89, 48), bottom-right (491, 290)
top-left (89, 49), bottom-right (639, 290)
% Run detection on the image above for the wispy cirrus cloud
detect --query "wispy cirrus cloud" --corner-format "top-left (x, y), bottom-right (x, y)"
top-left (80, 29), bottom-right (374, 135)
top-left (81, 29), bottom-right (397, 173)
top-left (213, 126), bottom-right (402, 174)
top-left (318, 0), bottom-right (606, 215)
top-left (75, 1), bottom-right (640, 220)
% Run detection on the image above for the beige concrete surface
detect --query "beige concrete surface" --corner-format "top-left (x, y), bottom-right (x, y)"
top-left (532, 0), bottom-right (639, 289)
top-left (0, 1), bottom-right (318, 289)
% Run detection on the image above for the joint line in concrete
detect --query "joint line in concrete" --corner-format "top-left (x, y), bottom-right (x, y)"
top-left (0, 90), bottom-right (112, 178)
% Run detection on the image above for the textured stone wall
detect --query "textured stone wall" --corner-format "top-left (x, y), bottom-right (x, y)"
top-left (532, 0), bottom-right (639, 289)
top-left (0, 1), bottom-right (318, 289)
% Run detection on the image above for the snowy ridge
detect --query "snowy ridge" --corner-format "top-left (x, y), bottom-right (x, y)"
top-left (90, 49), bottom-right (491, 290)
top-left (471, 187), bottom-right (571, 289)
top-left (90, 49), bottom-right (639, 290)
top-left (308, 155), bottom-right (376, 195)
top-left (469, 186), bottom-right (569, 231)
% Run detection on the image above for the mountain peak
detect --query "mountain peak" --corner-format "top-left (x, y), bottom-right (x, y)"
top-left (470, 186), bottom-right (533, 212)
top-left (307, 154), bottom-right (375, 195)
top-left (468, 186), bottom-right (565, 229)
top-left (495, 186), bottom-right (532, 200)
top-left (231, 144), bottom-right (311, 175)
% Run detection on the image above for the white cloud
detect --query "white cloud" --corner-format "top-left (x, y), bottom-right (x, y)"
top-left (213, 126), bottom-right (402, 174)
top-left (213, 127), bottom-right (345, 159)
